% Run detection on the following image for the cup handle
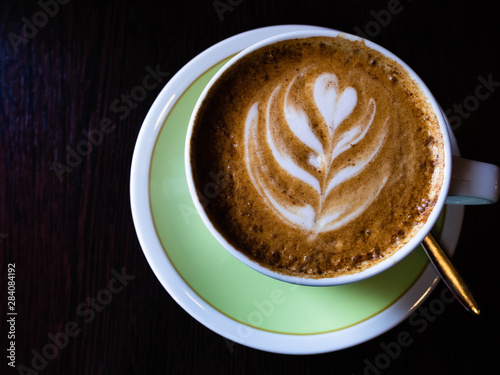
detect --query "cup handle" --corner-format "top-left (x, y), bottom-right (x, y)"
top-left (446, 156), bottom-right (500, 205)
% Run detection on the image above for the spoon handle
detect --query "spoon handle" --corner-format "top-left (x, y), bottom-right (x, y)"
top-left (421, 233), bottom-right (480, 315)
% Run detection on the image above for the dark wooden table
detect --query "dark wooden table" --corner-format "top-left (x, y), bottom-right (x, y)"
top-left (2, 1), bottom-right (499, 374)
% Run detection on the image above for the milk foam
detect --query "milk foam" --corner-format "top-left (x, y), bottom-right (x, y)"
top-left (191, 36), bottom-right (445, 278)
top-left (244, 69), bottom-right (389, 235)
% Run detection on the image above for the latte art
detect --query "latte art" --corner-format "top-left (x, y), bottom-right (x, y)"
top-left (189, 36), bottom-right (444, 278)
top-left (244, 69), bottom-right (389, 235)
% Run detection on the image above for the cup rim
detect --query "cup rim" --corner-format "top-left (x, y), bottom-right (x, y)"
top-left (185, 28), bottom-right (452, 286)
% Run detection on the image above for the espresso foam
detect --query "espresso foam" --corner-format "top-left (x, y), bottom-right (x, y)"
top-left (190, 36), bottom-right (444, 278)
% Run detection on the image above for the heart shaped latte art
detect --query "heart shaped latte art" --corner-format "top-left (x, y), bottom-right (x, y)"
top-left (244, 69), bottom-right (389, 236)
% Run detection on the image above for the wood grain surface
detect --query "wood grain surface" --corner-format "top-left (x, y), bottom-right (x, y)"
top-left (1, 1), bottom-right (499, 374)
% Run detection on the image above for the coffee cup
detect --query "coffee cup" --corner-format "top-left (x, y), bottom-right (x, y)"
top-left (185, 29), bottom-right (499, 286)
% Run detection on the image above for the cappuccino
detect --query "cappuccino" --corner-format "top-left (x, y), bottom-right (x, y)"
top-left (189, 36), bottom-right (444, 278)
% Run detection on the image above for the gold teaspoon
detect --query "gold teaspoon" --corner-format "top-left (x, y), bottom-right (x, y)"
top-left (421, 233), bottom-right (480, 315)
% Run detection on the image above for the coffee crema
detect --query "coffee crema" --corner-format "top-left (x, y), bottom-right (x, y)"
top-left (190, 36), bottom-right (444, 278)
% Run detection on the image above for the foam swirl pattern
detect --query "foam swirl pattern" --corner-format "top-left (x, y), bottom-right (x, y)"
top-left (244, 69), bottom-right (389, 236)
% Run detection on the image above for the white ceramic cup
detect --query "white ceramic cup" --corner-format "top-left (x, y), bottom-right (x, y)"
top-left (185, 29), bottom-right (499, 286)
